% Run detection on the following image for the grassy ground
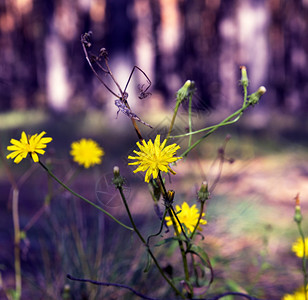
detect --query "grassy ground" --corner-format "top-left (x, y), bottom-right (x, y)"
top-left (1, 108), bottom-right (308, 299)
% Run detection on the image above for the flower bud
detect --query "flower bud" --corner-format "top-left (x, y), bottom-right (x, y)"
top-left (294, 205), bottom-right (303, 223)
top-left (198, 181), bottom-right (210, 202)
top-left (167, 190), bottom-right (175, 202)
top-left (240, 66), bottom-right (249, 87)
top-left (112, 166), bottom-right (125, 188)
top-left (294, 193), bottom-right (303, 223)
top-left (164, 190), bottom-right (175, 207)
top-left (248, 86), bottom-right (267, 105)
top-left (176, 80), bottom-right (196, 104)
top-left (113, 166), bottom-right (120, 176)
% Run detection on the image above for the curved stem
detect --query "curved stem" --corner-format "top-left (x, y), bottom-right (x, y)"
top-left (146, 208), bottom-right (168, 246)
top-left (117, 185), bottom-right (185, 299)
top-left (156, 173), bottom-right (191, 296)
top-left (168, 207), bottom-right (191, 296)
top-left (38, 161), bottom-right (133, 231)
top-left (179, 105), bottom-right (246, 158)
top-left (170, 114), bottom-right (241, 139)
top-left (170, 205), bottom-right (190, 242)
top-left (190, 201), bottom-right (205, 240)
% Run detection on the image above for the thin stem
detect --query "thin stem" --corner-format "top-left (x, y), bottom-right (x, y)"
top-left (118, 187), bottom-right (146, 244)
top-left (67, 274), bottom-right (159, 300)
top-left (188, 94), bottom-right (193, 147)
top-left (243, 86), bottom-right (248, 107)
top-left (38, 161), bottom-right (133, 231)
top-left (146, 208), bottom-right (168, 246)
top-left (179, 104), bottom-right (247, 158)
top-left (168, 207), bottom-right (191, 296)
top-left (170, 205), bottom-right (190, 242)
top-left (12, 188), bottom-right (21, 300)
top-left (166, 101), bottom-right (181, 140)
top-left (123, 65), bottom-right (152, 95)
top-left (102, 56), bottom-right (124, 96)
top-left (81, 38), bottom-right (119, 98)
top-left (190, 201), bottom-right (205, 240)
top-left (297, 222), bottom-right (308, 299)
top-left (170, 114), bottom-right (241, 139)
top-left (0, 138), bottom-right (21, 299)
top-left (117, 186), bottom-right (185, 298)
top-left (156, 173), bottom-right (191, 296)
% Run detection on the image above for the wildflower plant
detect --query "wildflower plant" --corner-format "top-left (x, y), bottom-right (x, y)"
top-left (283, 194), bottom-right (308, 300)
top-left (2, 32), bottom-right (270, 299)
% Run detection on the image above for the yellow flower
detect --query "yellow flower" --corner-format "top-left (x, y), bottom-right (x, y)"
top-left (128, 135), bottom-right (182, 183)
top-left (292, 237), bottom-right (308, 258)
top-left (7, 131), bottom-right (52, 163)
top-left (70, 138), bottom-right (104, 168)
top-left (282, 286), bottom-right (308, 300)
top-left (165, 202), bottom-right (207, 234)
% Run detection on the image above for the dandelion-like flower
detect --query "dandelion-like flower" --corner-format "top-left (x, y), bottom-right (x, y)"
top-left (128, 135), bottom-right (182, 183)
top-left (282, 285), bottom-right (308, 300)
top-left (165, 202), bottom-right (207, 234)
top-left (292, 237), bottom-right (308, 258)
top-left (7, 131), bottom-right (52, 164)
top-left (70, 138), bottom-right (104, 168)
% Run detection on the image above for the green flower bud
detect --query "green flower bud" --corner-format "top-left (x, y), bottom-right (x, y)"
top-left (294, 205), bottom-right (303, 223)
top-left (248, 86), bottom-right (267, 105)
top-left (112, 166), bottom-right (125, 188)
top-left (240, 66), bottom-right (249, 87)
top-left (113, 166), bottom-right (120, 176)
top-left (176, 80), bottom-right (196, 104)
top-left (198, 181), bottom-right (210, 202)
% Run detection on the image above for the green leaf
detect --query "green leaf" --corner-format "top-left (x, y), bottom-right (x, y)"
top-left (143, 251), bottom-right (151, 273)
top-left (187, 244), bottom-right (214, 285)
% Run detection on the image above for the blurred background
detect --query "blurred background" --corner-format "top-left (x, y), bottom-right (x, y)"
top-left (1, 0), bottom-right (308, 299)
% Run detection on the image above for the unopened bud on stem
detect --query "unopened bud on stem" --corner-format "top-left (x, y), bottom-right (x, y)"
top-left (176, 80), bottom-right (196, 104)
top-left (198, 181), bottom-right (210, 202)
top-left (112, 166), bottom-right (125, 188)
top-left (248, 86), bottom-right (267, 105)
top-left (294, 193), bottom-right (303, 223)
top-left (240, 66), bottom-right (249, 87)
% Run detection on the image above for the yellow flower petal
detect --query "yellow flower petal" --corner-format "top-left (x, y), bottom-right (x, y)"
top-left (165, 201), bottom-right (207, 235)
top-left (7, 131), bottom-right (52, 164)
top-left (128, 134), bottom-right (182, 182)
top-left (70, 138), bottom-right (104, 168)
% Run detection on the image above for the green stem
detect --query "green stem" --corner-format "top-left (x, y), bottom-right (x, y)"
top-left (117, 186), bottom-right (185, 299)
top-left (166, 101), bottom-right (181, 140)
top-left (170, 205), bottom-right (190, 242)
top-left (168, 207), bottom-right (191, 296)
top-left (297, 222), bottom-right (308, 299)
top-left (12, 188), bottom-right (21, 300)
top-left (190, 201), bottom-right (205, 240)
top-left (146, 208), bottom-right (168, 246)
top-left (156, 173), bottom-right (191, 296)
top-left (188, 94), bottom-right (193, 147)
top-left (170, 114), bottom-right (241, 139)
top-left (242, 84), bottom-right (248, 108)
top-left (179, 104), bottom-right (247, 158)
top-left (38, 161), bottom-right (133, 231)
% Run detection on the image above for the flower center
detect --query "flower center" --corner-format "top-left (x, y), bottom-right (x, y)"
top-left (25, 142), bottom-right (35, 153)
